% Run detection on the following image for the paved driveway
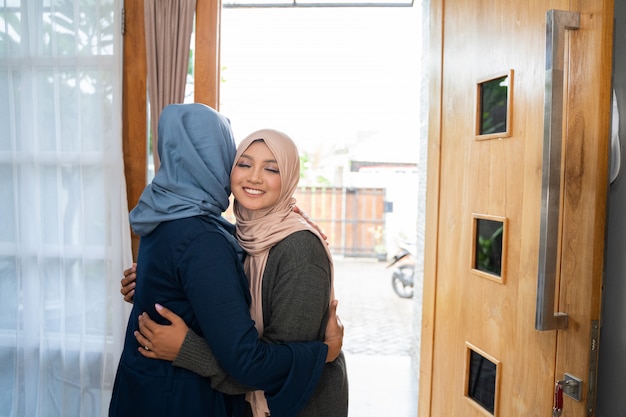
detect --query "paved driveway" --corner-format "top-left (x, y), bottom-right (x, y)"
top-left (333, 257), bottom-right (419, 416)
top-left (333, 257), bottom-right (415, 356)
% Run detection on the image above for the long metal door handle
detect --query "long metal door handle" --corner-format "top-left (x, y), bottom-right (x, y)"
top-left (535, 10), bottom-right (579, 331)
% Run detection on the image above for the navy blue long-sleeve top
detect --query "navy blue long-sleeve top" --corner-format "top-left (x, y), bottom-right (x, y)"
top-left (109, 216), bottom-right (327, 417)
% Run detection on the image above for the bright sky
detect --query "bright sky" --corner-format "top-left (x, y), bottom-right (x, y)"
top-left (218, 7), bottom-right (422, 162)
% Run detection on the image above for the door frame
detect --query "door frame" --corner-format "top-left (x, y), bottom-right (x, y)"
top-left (417, 0), bottom-right (443, 413)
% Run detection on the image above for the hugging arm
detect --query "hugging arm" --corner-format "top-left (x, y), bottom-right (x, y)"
top-left (134, 290), bottom-right (343, 394)
top-left (176, 230), bottom-right (329, 417)
top-left (135, 304), bottom-right (252, 395)
top-left (131, 229), bottom-right (339, 417)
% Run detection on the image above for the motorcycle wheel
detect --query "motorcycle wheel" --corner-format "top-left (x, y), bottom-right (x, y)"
top-left (391, 265), bottom-right (414, 299)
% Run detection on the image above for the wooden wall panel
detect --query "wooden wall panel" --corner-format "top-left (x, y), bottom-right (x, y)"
top-left (195, 0), bottom-right (221, 109)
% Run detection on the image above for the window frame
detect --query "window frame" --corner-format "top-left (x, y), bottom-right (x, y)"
top-left (122, 0), bottom-right (221, 258)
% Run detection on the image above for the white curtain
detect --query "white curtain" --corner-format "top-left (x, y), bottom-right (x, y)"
top-left (0, 1), bottom-right (132, 416)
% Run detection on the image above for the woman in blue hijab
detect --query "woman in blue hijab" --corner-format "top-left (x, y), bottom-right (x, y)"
top-left (109, 103), bottom-right (341, 417)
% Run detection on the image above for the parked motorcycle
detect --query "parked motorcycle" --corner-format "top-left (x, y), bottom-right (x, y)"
top-left (387, 243), bottom-right (416, 299)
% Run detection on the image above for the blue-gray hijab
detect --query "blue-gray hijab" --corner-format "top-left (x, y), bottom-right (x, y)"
top-left (129, 103), bottom-right (236, 237)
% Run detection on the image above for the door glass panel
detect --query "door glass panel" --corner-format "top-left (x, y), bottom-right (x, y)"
top-left (472, 216), bottom-right (505, 278)
top-left (467, 347), bottom-right (498, 414)
top-left (476, 70), bottom-right (513, 139)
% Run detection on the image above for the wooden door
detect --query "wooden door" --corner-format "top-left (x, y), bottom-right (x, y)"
top-left (418, 0), bottom-right (613, 416)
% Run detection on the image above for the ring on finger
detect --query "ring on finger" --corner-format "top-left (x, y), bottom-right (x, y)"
top-left (144, 345), bottom-right (150, 351)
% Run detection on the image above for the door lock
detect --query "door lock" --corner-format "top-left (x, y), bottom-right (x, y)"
top-left (558, 373), bottom-right (583, 401)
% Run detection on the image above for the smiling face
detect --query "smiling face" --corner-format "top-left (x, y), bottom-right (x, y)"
top-left (231, 140), bottom-right (282, 212)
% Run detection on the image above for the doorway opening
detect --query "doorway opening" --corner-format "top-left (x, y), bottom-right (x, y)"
top-left (218, 6), bottom-right (423, 416)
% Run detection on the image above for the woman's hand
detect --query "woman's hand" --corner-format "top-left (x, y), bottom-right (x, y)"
top-left (324, 300), bottom-right (344, 363)
top-left (134, 304), bottom-right (189, 361)
top-left (120, 263), bottom-right (137, 303)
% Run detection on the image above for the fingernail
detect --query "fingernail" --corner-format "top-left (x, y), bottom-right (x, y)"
top-left (155, 303), bottom-right (163, 311)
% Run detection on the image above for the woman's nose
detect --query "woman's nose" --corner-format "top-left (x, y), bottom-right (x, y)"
top-left (247, 169), bottom-right (262, 183)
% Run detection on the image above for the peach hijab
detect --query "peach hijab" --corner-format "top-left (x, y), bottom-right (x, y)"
top-left (232, 129), bottom-right (334, 417)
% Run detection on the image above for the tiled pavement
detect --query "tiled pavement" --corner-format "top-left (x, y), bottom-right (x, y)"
top-left (333, 257), bottom-right (418, 416)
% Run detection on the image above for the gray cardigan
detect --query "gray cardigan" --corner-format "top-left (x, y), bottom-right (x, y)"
top-left (173, 230), bottom-right (349, 417)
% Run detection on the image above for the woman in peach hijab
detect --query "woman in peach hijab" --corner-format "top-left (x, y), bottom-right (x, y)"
top-left (128, 129), bottom-right (349, 417)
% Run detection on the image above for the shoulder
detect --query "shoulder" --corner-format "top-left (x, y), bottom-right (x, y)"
top-left (154, 216), bottom-right (240, 259)
top-left (272, 230), bottom-right (326, 255)
top-left (162, 215), bottom-right (232, 238)
top-left (157, 215), bottom-right (222, 234)
top-left (267, 230), bottom-right (330, 273)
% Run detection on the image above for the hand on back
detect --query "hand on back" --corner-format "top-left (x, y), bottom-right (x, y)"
top-left (120, 263), bottom-right (137, 303)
